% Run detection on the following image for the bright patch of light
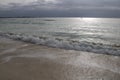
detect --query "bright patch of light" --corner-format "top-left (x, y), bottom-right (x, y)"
top-left (81, 18), bottom-right (99, 23)
top-left (82, 18), bottom-right (97, 21)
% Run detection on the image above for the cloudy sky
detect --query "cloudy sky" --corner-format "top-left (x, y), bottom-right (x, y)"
top-left (0, 0), bottom-right (120, 17)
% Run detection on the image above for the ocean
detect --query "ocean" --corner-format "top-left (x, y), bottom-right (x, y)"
top-left (0, 18), bottom-right (120, 56)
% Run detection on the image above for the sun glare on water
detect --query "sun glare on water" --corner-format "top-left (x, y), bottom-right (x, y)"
top-left (82, 18), bottom-right (97, 22)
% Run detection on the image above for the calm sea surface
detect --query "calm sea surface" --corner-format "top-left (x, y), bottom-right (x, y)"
top-left (0, 18), bottom-right (120, 55)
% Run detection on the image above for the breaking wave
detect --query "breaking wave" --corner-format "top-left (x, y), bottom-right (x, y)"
top-left (0, 31), bottom-right (120, 56)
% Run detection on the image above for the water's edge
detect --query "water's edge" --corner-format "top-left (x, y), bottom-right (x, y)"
top-left (0, 31), bottom-right (120, 56)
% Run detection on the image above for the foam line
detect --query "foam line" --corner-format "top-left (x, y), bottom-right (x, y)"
top-left (0, 31), bottom-right (120, 56)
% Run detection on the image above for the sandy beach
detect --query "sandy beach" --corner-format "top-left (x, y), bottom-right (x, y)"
top-left (0, 37), bottom-right (120, 80)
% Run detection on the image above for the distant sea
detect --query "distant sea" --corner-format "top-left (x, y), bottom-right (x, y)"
top-left (0, 18), bottom-right (120, 56)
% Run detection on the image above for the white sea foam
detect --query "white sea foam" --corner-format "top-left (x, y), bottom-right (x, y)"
top-left (0, 31), bottom-right (120, 56)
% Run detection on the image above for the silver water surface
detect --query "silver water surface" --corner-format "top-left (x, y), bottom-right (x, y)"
top-left (0, 18), bottom-right (120, 45)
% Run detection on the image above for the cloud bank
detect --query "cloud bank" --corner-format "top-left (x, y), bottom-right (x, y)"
top-left (0, 0), bottom-right (120, 17)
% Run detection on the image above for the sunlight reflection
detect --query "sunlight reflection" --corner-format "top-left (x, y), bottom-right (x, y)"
top-left (82, 18), bottom-right (96, 21)
top-left (82, 18), bottom-right (97, 22)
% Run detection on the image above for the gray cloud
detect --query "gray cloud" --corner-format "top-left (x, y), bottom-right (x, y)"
top-left (0, 0), bottom-right (120, 17)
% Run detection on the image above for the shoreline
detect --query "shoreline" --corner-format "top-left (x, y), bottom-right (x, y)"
top-left (0, 37), bottom-right (120, 80)
top-left (0, 32), bottom-right (120, 56)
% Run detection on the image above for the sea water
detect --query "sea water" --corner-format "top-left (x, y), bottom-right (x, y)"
top-left (0, 18), bottom-right (120, 55)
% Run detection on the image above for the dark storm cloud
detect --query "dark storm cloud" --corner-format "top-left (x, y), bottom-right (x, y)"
top-left (56, 0), bottom-right (120, 10)
top-left (0, 0), bottom-right (120, 17)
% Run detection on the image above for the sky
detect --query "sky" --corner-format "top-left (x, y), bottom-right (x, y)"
top-left (0, 0), bottom-right (120, 17)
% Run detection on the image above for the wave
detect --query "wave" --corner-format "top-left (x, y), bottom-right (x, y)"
top-left (0, 31), bottom-right (120, 56)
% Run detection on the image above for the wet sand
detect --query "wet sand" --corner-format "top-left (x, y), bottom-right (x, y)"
top-left (0, 37), bottom-right (120, 80)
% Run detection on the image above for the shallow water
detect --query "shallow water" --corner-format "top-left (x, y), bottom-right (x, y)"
top-left (0, 37), bottom-right (120, 80)
top-left (0, 18), bottom-right (120, 55)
